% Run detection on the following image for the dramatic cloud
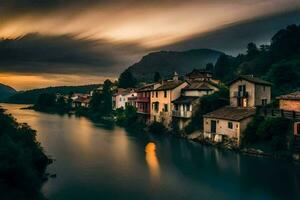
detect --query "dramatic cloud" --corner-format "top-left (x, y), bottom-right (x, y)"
top-left (0, 0), bottom-right (299, 89)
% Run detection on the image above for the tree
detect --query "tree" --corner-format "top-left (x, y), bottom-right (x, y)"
top-left (205, 63), bottom-right (214, 71)
top-left (246, 42), bottom-right (260, 60)
top-left (214, 54), bottom-right (235, 82)
top-left (153, 72), bottom-right (162, 82)
top-left (101, 79), bottom-right (113, 115)
top-left (118, 69), bottom-right (137, 88)
top-left (35, 93), bottom-right (56, 109)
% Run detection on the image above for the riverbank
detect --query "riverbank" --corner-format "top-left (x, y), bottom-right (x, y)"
top-left (0, 106), bottom-right (52, 200)
top-left (26, 104), bottom-right (299, 162)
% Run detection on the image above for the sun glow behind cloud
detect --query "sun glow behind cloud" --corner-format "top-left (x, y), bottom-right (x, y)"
top-left (0, 0), bottom-right (299, 48)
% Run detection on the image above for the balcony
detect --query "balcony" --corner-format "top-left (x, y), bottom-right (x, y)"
top-left (136, 96), bottom-right (150, 103)
top-left (233, 91), bottom-right (249, 98)
top-left (172, 110), bottom-right (192, 118)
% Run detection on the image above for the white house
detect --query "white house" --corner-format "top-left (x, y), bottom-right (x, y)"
top-left (112, 88), bottom-right (137, 110)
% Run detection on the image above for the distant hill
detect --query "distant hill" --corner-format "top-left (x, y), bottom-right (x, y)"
top-left (0, 83), bottom-right (17, 102)
top-left (126, 49), bottom-right (224, 81)
top-left (8, 84), bottom-right (101, 104)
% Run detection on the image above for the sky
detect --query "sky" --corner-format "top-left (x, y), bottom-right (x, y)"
top-left (0, 0), bottom-right (300, 90)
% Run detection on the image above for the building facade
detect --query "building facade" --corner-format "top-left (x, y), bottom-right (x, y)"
top-left (112, 89), bottom-right (137, 110)
top-left (172, 80), bottom-right (219, 130)
top-left (229, 75), bottom-right (272, 107)
top-left (150, 73), bottom-right (188, 127)
top-left (277, 91), bottom-right (300, 136)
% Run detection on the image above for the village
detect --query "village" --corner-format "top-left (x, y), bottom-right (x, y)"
top-left (64, 69), bottom-right (300, 159)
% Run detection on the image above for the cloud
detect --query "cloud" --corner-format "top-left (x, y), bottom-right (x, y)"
top-left (0, 33), bottom-right (145, 75)
top-left (162, 9), bottom-right (300, 55)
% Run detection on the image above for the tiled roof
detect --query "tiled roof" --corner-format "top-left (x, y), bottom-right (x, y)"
top-left (203, 106), bottom-right (256, 121)
top-left (136, 83), bottom-right (157, 92)
top-left (155, 80), bottom-right (185, 91)
top-left (229, 75), bottom-right (272, 86)
top-left (183, 80), bottom-right (216, 91)
top-left (186, 69), bottom-right (212, 78)
top-left (172, 96), bottom-right (199, 104)
top-left (277, 91), bottom-right (300, 100)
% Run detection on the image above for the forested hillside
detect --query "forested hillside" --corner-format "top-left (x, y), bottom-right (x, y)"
top-left (213, 24), bottom-right (300, 97)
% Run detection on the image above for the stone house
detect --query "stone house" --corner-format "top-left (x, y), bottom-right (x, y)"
top-left (203, 106), bottom-right (256, 146)
top-left (277, 91), bottom-right (300, 136)
top-left (229, 75), bottom-right (272, 107)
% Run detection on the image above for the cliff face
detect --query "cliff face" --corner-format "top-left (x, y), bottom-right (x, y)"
top-left (126, 49), bottom-right (224, 81)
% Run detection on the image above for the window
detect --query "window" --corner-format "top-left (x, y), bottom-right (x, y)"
top-left (174, 104), bottom-right (178, 111)
top-left (119, 97), bottom-right (122, 101)
top-left (186, 104), bottom-right (191, 111)
top-left (228, 122), bottom-right (233, 129)
top-left (164, 91), bottom-right (167, 98)
top-left (164, 104), bottom-right (168, 112)
top-left (263, 86), bottom-right (266, 91)
top-left (262, 99), bottom-right (267, 106)
top-left (155, 91), bottom-right (158, 98)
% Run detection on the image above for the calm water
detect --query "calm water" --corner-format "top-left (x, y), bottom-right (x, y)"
top-left (2, 104), bottom-right (300, 200)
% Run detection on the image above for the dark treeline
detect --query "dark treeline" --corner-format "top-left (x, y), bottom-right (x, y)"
top-left (0, 108), bottom-right (52, 200)
top-left (8, 84), bottom-right (101, 104)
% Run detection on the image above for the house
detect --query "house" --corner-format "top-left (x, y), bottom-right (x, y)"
top-left (277, 91), bottom-right (300, 136)
top-left (71, 94), bottom-right (90, 108)
top-left (185, 69), bottom-right (219, 84)
top-left (203, 75), bottom-right (271, 146)
top-left (112, 88), bottom-right (137, 110)
top-left (150, 72), bottom-right (188, 127)
top-left (136, 83), bottom-right (161, 118)
top-left (172, 80), bottom-right (219, 129)
top-left (203, 106), bottom-right (256, 145)
top-left (229, 75), bottom-right (272, 107)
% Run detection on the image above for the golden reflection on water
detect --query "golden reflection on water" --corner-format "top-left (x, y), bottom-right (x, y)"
top-left (145, 142), bottom-right (160, 181)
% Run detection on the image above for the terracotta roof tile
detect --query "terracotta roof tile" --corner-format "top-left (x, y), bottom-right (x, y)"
top-left (203, 106), bottom-right (256, 121)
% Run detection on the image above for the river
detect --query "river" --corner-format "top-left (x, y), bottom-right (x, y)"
top-left (2, 104), bottom-right (300, 200)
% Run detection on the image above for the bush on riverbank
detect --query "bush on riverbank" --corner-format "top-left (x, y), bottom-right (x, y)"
top-left (149, 122), bottom-right (167, 134)
top-left (0, 108), bottom-right (52, 200)
top-left (115, 105), bottom-right (146, 133)
top-left (242, 116), bottom-right (293, 152)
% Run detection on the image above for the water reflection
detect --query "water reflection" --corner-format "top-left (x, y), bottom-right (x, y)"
top-left (145, 142), bottom-right (160, 181)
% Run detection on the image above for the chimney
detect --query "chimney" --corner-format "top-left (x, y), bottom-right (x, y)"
top-left (173, 71), bottom-right (179, 81)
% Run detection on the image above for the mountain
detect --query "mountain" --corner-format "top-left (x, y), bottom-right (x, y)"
top-left (126, 49), bottom-right (224, 81)
top-left (0, 83), bottom-right (17, 102)
top-left (8, 84), bottom-right (101, 104)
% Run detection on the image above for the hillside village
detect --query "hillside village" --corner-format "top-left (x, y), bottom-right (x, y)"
top-left (51, 68), bottom-right (300, 159)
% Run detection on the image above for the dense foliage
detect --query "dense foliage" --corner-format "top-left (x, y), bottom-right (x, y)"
top-left (213, 24), bottom-right (300, 96)
top-left (118, 69), bottom-right (137, 89)
top-left (0, 108), bottom-right (51, 200)
top-left (242, 116), bottom-right (293, 152)
top-left (9, 84), bottom-right (100, 104)
top-left (115, 105), bottom-right (146, 133)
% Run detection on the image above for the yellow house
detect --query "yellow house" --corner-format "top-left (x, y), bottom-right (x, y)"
top-left (150, 73), bottom-right (188, 127)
